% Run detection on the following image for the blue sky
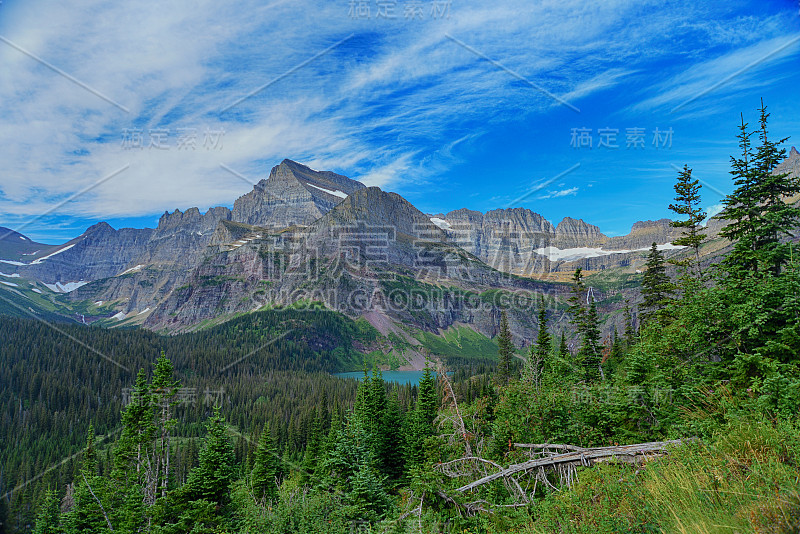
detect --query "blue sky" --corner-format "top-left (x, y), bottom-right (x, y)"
top-left (0, 0), bottom-right (799, 244)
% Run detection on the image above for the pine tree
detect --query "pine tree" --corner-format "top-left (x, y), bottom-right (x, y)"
top-left (750, 100), bottom-right (799, 274)
top-left (404, 366), bottom-right (438, 473)
top-left (525, 300), bottom-right (551, 386)
top-left (719, 113), bottom-right (759, 274)
top-left (640, 242), bottom-right (674, 326)
top-left (567, 268), bottom-right (586, 334)
top-left (150, 352), bottom-right (179, 500)
top-left (114, 368), bottom-right (154, 483)
top-left (534, 301), bottom-right (551, 362)
top-left (579, 298), bottom-right (603, 381)
top-left (251, 425), bottom-right (279, 502)
top-left (623, 299), bottom-right (636, 345)
top-left (416, 365), bottom-right (438, 428)
top-left (183, 407), bottom-right (235, 509)
top-left (669, 164), bottom-right (706, 277)
top-left (496, 311), bottom-right (515, 384)
top-left (32, 489), bottom-right (60, 534)
top-left (720, 101), bottom-right (800, 276)
top-left (377, 397), bottom-right (405, 482)
top-left (559, 331), bottom-right (569, 358)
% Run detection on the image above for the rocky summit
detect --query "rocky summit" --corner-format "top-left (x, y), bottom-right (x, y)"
top-left (7, 153), bottom-right (792, 344)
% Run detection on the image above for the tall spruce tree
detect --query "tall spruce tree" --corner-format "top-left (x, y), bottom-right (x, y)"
top-left (640, 242), bottom-right (675, 326)
top-left (669, 164), bottom-right (707, 278)
top-left (719, 101), bottom-right (800, 276)
top-left (496, 311), bottom-right (515, 384)
top-left (32, 489), bottom-right (60, 534)
top-left (567, 268), bottom-right (586, 334)
top-left (579, 298), bottom-right (603, 381)
top-left (526, 299), bottom-right (551, 386)
top-left (150, 352), bottom-right (179, 500)
top-left (183, 407), bottom-right (235, 509)
top-left (251, 425), bottom-right (279, 502)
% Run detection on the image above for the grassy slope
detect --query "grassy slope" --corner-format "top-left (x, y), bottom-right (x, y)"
top-left (524, 419), bottom-right (800, 534)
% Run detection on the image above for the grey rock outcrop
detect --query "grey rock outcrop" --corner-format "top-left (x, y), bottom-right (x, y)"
top-left (232, 159), bottom-right (365, 228)
top-left (554, 217), bottom-right (608, 248)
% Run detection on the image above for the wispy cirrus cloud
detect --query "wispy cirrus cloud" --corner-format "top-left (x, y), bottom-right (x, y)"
top-left (0, 0), bottom-right (798, 242)
top-left (538, 187), bottom-right (578, 200)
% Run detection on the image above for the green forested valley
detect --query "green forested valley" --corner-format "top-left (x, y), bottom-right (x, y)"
top-left (1, 106), bottom-right (800, 533)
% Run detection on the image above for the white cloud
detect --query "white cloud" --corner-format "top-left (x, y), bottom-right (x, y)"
top-left (538, 187), bottom-right (578, 200)
top-left (632, 32), bottom-right (800, 115)
top-left (0, 0), bottom-right (795, 232)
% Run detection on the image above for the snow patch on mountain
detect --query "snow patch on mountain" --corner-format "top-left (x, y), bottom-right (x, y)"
top-left (430, 217), bottom-right (452, 230)
top-left (307, 183), bottom-right (348, 199)
top-left (0, 280), bottom-right (19, 287)
top-left (535, 243), bottom-right (685, 262)
top-left (42, 281), bottom-right (89, 293)
top-left (29, 244), bottom-right (75, 264)
top-left (0, 259), bottom-right (25, 266)
top-left (0, 272), bottom-right (20, 278)
top-left (119, 264), bottom-right (144, 275)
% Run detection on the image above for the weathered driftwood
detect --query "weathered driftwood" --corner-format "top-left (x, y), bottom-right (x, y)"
top-left (455, 439), bottom-right (690, 493)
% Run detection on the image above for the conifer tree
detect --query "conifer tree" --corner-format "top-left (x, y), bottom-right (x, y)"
top-left (559, 332), bottom-right (569, 358)
top-left (669, 164), bottom-right (706, 277)
top-left (534, 300), bottom-right (551, 362)
top-left (416, 365), bottom-right (438, 428)
top-left (567, 268), bottom-right (587, 333)
top-left (719, 101), bottom-right (800, 276)
top-left (183, 407), bottom-right (235, 509)
top-left (640, 242), bottom-right (674, 326)
top-left (151, 352), bottom-right (179, 499)
top-left (114, 368), bottom-right (154, 484)
top-left (525, 300), bottom-right (551, 386)
top-left (378, 397), bottom-right (405, 481)
top-left (32, 489), bottom-right (60, 534)
top-left (623, 299), bottom-right (636, 345)
top-left (496, 311), bottom-right (515, 384)
top-left (579, 298), bottom-right (603, 381)
top-left (251, 425), bottom-right (279, 502)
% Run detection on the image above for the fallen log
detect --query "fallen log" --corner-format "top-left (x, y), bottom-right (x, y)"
top-left (455, 438), bottom-right (691, 493)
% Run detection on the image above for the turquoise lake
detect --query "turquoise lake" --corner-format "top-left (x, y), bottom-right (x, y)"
top-left (333, 370), bottom-right (449, 385)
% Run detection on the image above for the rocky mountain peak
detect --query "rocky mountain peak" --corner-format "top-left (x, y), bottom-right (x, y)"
top-left (790, 146), bottom-right (799, 158)
top-left (232, 159), bottom-right (365, 228)
top-left (316, 186), bottom-right (444, 240)
top-left (554, 217), bottom-right (607, 248)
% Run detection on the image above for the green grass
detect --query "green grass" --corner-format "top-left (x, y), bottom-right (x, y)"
top-left (527, 418), bottom-right (800, 534)
top-left (415, 325), bottom-right (498, 361)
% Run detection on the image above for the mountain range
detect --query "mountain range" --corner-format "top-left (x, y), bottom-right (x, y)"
top-left (2, 149), bottom-right (798, 367)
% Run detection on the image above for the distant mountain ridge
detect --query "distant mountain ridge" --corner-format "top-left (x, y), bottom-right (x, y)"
top-left (2, 148), bottom-right (798, 344)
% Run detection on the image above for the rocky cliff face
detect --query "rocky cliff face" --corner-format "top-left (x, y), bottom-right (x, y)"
top-left (143, 185), bottom-right (556, 344)
top-left (775, 146), bottom-right (800, 181)
top-left (18, 223), bottom-right (153, 284)
top-left (232, 159), bottom-right (365, 228)
top-left (606, 219), bottom-right (681, 250)
top-left (554, 217), bottom-right (608, 248)
top-left (438, 208), bottom-right (554, 275)
top-left (12, 148), bottom-right (798, 338)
